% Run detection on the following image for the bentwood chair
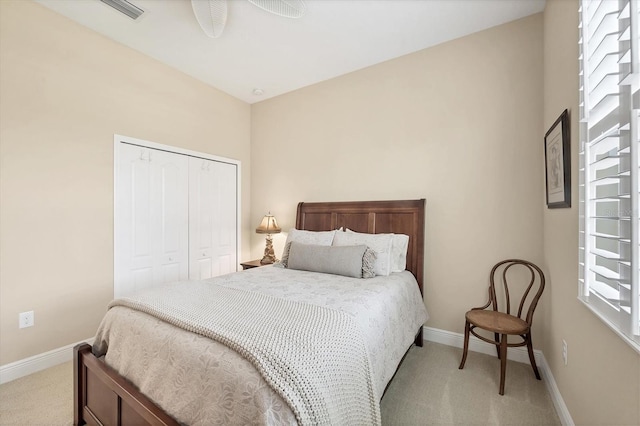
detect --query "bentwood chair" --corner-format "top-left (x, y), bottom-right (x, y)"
top-left (458, 259), bottom-right (545, 395)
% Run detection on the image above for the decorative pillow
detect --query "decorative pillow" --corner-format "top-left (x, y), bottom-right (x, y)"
top-left (279, 242), bottom-right (292, 268)
top-left (279, 229), bottom-right (337, 267)
top-left (333, 231), bottom-right (393, 276)
top-left (286, 242), bottom-right (372, 278)
top-left (362, 247), bottom-right (377, 278)
top-left (346, 229), bottom-right (409, 272)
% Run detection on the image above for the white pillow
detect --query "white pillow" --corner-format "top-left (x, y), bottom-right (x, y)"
top-left (333, 231), bottom-right (393, 276)
top-left (280, 228), bottom-right (337, 266)
top-left (390, 234), bottom-right (409, 272)
top-left (346, 229), bottom-right (409, 272)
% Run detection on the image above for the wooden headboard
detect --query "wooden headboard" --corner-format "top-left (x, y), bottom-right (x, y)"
top-left (296, 199), bottom-right (425, 295)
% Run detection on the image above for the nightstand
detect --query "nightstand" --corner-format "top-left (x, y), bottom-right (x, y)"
top-left (240, 259), bottom-right (267, 270)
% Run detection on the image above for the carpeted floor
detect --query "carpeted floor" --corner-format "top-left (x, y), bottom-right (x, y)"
top-left (0, 342), bottom-right (560, 425)
top-left (381, 343), bottom-right (560, 425)
top-left (0, 361), bottom-right (72, 426)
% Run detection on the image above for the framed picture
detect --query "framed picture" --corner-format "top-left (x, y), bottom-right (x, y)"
top-left (545, 109), bottom-right (571, 208)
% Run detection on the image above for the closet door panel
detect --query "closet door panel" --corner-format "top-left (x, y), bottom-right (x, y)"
top-left (152, 153), bottom-right (189, 285)
top-left (189, 158), bottom-right (237, 279)
top-left (189, 158), bottom-right (216, 280)
top-left (131, 159), bottom-right (152, 262)
top-left (132, 268), bottom-right (153, 293)
top-left (115, 144), bottom-right (189, 298)
top-left (116, 145), bottom-right (155, 296)
top-left (214, 161), bottom-right (238, 275)
top-left (216, 255), bottom-right (232, 277)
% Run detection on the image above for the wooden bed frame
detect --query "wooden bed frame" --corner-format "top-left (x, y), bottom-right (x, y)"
top-left (74, 199), bottom-right (426, 426)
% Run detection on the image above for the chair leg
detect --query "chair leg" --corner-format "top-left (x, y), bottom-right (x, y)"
top-left (494, 332), bottom-right (501, 358)
top-left (526, 334), bottom-right (541, 380)
top-left (459, 320), bottom-right (470, 369)
top-left (499, 334), bottom-right (507, 395)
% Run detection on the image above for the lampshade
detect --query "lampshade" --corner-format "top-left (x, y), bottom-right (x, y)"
top-left (256, 214), bottom-right (281, 234)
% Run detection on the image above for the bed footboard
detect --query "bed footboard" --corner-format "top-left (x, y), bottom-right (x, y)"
top-left (73, 343), bottom-right (178, 426)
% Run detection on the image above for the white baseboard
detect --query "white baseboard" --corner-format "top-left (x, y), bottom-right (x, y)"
top-left (423, 325), bottom-right (542, 364)
top-left (537, 353), bottom-right (574, 426)
top-left (422, 326), bottom-right (574, 426)
top-left (0, 337), bottom-right (94, 385)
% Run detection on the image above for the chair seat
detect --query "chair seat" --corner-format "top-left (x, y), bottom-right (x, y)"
top-left (465, 310), bottom-right (529, 335)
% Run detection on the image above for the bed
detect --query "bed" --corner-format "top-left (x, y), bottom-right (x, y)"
top-left (74, 199), bottom-right (427, 426)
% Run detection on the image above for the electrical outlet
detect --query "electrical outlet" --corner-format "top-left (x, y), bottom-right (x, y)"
top-left (562, 339), bottom-right (568, 365)
top-left (19, 311), bottom-right (34, 329)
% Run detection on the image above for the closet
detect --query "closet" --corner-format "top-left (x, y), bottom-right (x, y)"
top-left (114, 137), bottom-right (239, 298)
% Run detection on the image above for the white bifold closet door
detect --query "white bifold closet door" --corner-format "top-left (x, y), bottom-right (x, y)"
top-left (115, 143), bottom-right (238, 298)
top-left (115, 144), bottom-right (189, 297)
top-left (189, 157), bottom-right (237, 280)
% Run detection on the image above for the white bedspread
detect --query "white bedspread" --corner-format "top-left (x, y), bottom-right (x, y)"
top-left (93, 266), bottom-right (428, 425)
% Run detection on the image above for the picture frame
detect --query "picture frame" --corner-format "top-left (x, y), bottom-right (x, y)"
top-left (544, 109), bottom-right (571, 208)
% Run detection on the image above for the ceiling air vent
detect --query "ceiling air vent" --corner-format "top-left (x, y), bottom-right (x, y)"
top-left (99, 0), bottom-right (144, 20)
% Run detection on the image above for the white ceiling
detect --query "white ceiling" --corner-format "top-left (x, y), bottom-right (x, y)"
top-left (36, 0), bottom-right (546, 104)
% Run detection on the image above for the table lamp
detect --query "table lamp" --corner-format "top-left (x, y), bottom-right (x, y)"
top-left (256, 213), bottom-right (281, 264)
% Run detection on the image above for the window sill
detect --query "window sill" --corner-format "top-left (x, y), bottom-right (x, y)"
top-left (578, 297), bottom-right (640, 355)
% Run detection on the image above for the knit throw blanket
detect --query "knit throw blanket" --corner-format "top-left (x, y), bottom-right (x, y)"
top-left (109, 282), bottom-right (381, 426)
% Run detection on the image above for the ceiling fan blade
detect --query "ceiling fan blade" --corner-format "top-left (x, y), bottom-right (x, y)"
top-left (247, 0), bottom-right (306, 19)
top-left (191, 0), bottom-right (228, 38)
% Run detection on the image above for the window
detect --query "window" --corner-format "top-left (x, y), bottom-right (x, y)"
top-left (579, 0), bottom-right (640, 352)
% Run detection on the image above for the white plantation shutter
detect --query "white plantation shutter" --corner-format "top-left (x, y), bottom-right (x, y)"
top-left (579, 0), bottom-right (640, 351)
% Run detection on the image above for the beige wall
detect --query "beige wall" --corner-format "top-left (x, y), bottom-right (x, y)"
top-left (0, 1), bottom-right (251, 365)
top-left (542, 0), bottom-right (640, 424)
top-left (3, 1), bottom-right (638, 423)
top-left (251, 14), bottom-right (545, 340)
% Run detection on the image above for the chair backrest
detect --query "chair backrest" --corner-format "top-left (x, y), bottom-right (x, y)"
top-left (488, 259), bottom-right (545, 325)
